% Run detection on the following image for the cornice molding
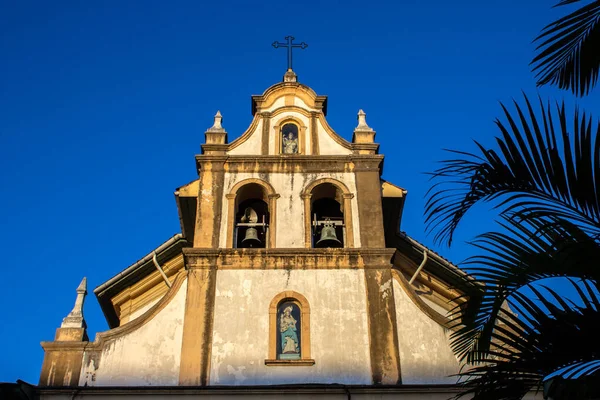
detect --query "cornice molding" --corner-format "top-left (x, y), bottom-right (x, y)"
top-left (195, 155), bottom-right (384, 174)
top-left (183, 248), bottom-right (396, 270)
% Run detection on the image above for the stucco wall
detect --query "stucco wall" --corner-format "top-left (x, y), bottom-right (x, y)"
top-left (209, 269), bottom-right (372, 385)
top-left (393, 279), bottom-right (460, 384)
top-left (227, 104), bottom-right (351, 157)
top-left (228, 119), bottom-right (263, 156)
top-left (316, 118), bottom-right (352, 155)
top-left (89, 279), bottom-right (188, 386)
top-left (219, 172), bottom-right (361, 249)
top-left (128, 297), bottom-right (161, 321)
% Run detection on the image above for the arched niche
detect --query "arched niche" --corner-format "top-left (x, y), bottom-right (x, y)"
top-left (226, 179), bottom-right (280, 248)
top-left (267, 291), bottom-right (312, 363)
top-left (273, 116), bottom-right (307, 155)
top-left (301, 178), bottom-right (355, 248)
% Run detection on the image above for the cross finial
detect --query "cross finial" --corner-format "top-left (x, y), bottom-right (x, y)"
top-left (272, 36), bottom-right (308, 71)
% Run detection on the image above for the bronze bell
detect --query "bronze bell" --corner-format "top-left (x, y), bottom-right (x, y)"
top-left (315, 220), bottom-right (342, 248)
top-left (242, 227), bottom-right (261, 247)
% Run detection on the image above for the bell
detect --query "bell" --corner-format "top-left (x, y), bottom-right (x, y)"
top-left (315, 221), bottom-right (342, 248)
top-left (241, 227), bottom-right (261, 247)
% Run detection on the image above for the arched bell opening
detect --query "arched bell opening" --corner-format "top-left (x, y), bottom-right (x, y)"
top-left (234, 183), bottom-right (270, 249)
top-left (310, 183), bottom-right (345, 248)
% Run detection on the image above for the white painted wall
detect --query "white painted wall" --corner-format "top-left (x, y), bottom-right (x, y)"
top-left (317, 118), bottom-right (352, 155)
top-left (128, 297), bottom-right (161, 321)
top-left (209, 269), bottom-right (372, 385)
top-left (392, 279), bottom-right (461, 384)
top-left (89, 280), bottom-right (188, 386)
top-left (228, 118), bottom-right (263, 156)
top-left (227, 94), bottom-right (351, 157)
top-left (219, 172), bottom-right (361, 248)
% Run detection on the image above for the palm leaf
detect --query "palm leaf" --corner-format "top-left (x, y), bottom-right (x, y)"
top-left (454, 283), bottom-right (600, 399)
top-left (531, 0), bottom-right (600, 96)
top-left (447, 215), bottom-right (600, 362)
top-left (425, 94), bottom-right (600, 246)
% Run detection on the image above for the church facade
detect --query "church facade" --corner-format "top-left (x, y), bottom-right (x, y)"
top-left (36, 69), bottom-right (476, 399)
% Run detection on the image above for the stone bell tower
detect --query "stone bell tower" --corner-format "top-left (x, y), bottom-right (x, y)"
top-left (39, 66), bottom-right (466, 395)
top-left (174, 68), bottom-right (402, 385)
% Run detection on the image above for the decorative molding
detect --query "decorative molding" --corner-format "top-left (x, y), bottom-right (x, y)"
top-left (196, 154), bottom-right (384, 174)
top-left (183, 248), bottom-right (395, 270)
top-left (251, 83), bottom-right (325, 115)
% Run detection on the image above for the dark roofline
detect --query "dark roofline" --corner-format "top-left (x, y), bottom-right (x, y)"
top-left (94, 234), bottom-right (190, 328)
top-left (37, 383), bottom-right (462, 396)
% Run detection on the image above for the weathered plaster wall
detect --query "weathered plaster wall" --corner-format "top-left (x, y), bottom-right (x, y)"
top-left (316, 118), bottom-right (352, 155)
top-left (228, 119), bottom-right (263, 155)
top-left (210, 269), bottom-right (372, 385)
top-left (89, 279), bottom-right (188, 386)
top-left (393, 279), bottom-right (460, 384)
top-left (128, 297), bottom-right (161, 321)
top-left (420, 296), bottom-right (450, 317)
top-left (219, 172), bottom-right (361, 248)
top-left (227, 102), bottom-right (350, 156)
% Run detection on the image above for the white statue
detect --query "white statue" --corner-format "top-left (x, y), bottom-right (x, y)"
top-left (282, 132), bottom-right (298, 154)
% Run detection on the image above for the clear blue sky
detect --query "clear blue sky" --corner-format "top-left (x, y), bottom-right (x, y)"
top-left (1, 0), bottom-right (599, 384)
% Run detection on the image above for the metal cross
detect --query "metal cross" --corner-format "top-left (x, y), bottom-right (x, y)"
top-left (272, 36), bottom-right (308, 71)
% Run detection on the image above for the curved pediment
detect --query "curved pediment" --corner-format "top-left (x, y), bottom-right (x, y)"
top-left (251, 81), bottom-right (328, 115)
top-left (201, 74), bottom-right (371, 157)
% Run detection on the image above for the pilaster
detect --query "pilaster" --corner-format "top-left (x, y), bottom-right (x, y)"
top-left (178, 252), bottom-right (219, 385)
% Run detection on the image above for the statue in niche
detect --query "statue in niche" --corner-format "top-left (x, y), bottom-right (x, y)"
top-left (281, 123), bottom-right (299, 154)
top-left (278, 302), bottom-right (300, 359)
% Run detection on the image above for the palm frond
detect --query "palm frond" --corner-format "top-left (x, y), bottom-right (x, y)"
top-left (531, 0), bottom-right (600, 96)
top-left (447, 215), bottom-right (600, 362)
top-left (425, 94), bottom-right (600, 246)
top-left (454, 282), bottom-right (600, 399)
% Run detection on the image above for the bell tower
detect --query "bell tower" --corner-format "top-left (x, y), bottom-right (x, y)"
top-left (38, 62), bottom-right (469, 393)
top-left (174, 68), bottom-right (403, 386)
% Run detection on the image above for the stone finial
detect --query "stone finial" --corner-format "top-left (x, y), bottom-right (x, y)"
top-left (356, 109), bottom-right (371, 130)
top-left (352, 109), bottom-right (376, 145)
top-left (61, 277), bottom-right (87, 329)
top-left (283, 69), bottom-right (297, 83)
top-left (204, 110), bottom-right (228, 145)
top-left (207, 111), bottom-right (225, 132)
